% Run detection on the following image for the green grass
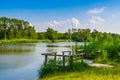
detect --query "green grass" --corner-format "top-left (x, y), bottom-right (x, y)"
top-left (0, 39), bottom-right (72, 43)
top-left (54, 39), bottom-right (72, 42)
top-left (40, 65), bottom-right (120, 80)
top-left (0, 39), bottom-right (52, 43)
top-left (39, 58), bottom-right (120, 80)
top-left (39, 60), bottom-right (90, 77)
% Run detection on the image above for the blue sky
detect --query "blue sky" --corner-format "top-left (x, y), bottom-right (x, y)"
top-left (0, 0), bottom-right (120, 33)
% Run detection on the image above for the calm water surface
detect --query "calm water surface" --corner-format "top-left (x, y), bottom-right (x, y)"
top-left (0, 42), bottom-right (82, 80)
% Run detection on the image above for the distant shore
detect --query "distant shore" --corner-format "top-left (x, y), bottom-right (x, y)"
top-left (0, 39), bottom-right (71, 43)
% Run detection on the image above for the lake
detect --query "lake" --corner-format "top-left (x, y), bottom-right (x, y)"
top-left (0, 42), bottom-right (83, 80)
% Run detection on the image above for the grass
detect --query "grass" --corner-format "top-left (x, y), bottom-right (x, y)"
top-left (39, 60), bottom-right (90, 77)
top-left (41, 72), bottom-right (120, 80)
top-left (39, 39), bottom-right (120, 80)
top-left (39, 58), bottom-right (120, 80)
top-left (40, 65), bottom-right (120, 80)
top-left (0, 39), bottom-right (72, 43)
top-left (0, 39), bottom-right (52, 43)
top-left (54, 39), bottom-right (72, 42)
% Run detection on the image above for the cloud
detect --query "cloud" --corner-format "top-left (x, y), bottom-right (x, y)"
top-left (71, 18), bottom-right (80, 27)
top-left (29, 22), bottom-right (33, 26)
top-left (86, 7), bottom-right (106, 14)
top-left (35, 18), bottom-right (81, 32)
top-left (47, 18), bottom-right (81, 28)
top-left (89, 16), bottom-right (105, 26)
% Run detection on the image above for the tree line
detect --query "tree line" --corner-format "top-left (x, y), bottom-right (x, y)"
top-left (0, 17), bottom-right (120, 42)
top-left (0, 17), bottom-right (37, 39)
top-left (38, 28), bottom-right (120, 42)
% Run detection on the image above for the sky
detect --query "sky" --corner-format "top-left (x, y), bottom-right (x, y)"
top-left (0, 0), bottom-right (120, 33)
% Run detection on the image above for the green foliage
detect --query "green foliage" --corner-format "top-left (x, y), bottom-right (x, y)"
top-left (0, 39), bottom-right (52, 43)
top-left (40, 60), bottom-right (57, 77)
top-left (54, 39), bottom-right (71, 42)
top-left (63, 32), bottom-right (71, 40)
top-left (39, 59), bottom-right (64, 77)
top-left (39, 58), bottom-right (89, 77)
top-left (46, 28), bottom-right (58, 42)
top-left (41, 66), bottom-right (120, 80)
top-left (37, 32), bottom-right (46, 40)
top-left (0, 17), bottom-right (37, 39)
top-left (1, 17), bottom-right (120, 43)
top-left (84, 38), bottom-right (120, 64)
top-left (69, 62), bottom-right (89, 71)
top-left (72, 29), bottom-right (91, 42)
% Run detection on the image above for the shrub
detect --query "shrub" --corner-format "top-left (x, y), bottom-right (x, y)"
top-left (83, 39), bottom-right (120, 63)
top-left (39, 59), bottom-right (90, 77)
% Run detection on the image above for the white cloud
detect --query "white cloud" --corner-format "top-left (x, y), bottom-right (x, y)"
top-left (71, 18), bottom-right (80, 27)
top-left (89, 16), bottom-right (105, 26)
top-left (29, 22), bottom-right (33, 26)
top-left (47, 18), bottom-right (81, 28)
top-left (35, 18), bottom-right (81, 32)
top-left (86, 7), bottom-right (106, 14)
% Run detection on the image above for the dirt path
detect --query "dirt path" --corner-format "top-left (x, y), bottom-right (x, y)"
top-left (84, 59), bottom-right (113, 67)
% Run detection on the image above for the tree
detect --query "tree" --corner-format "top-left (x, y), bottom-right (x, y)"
top-left (91, 29), bottom-right (104, 41)
top-left (37, 32), bottom-right (46, 40)
top-left (72, 29), bottom-right (91, 42)
top-left (0, 17), bottom-right (37, 39)
top-left (46, 28), bottom-right (58, 42)
top-left (0, 17), bottom-right (8, 39)
top-left (26, 26), bottom-right (37, 39)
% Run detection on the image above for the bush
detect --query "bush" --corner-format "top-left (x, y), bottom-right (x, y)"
top-left (39, 59), bottom-right (90, 77)
top-left (39, 59), bottom-right (63, 77)
top-left (70, 62), bottom-right (90, 71)
top-left (83, 39), bottom-right (120, 63)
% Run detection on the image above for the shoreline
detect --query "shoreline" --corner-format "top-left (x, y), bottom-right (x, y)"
top-left (0, 39), bottom-right (71, 43)
top-left (84, 59), bottom-right (114, 67)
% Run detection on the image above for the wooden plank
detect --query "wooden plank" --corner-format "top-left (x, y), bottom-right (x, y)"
top-left (42, 54), bottom-right (71, 57)
top-left (41, 52), bottom-right (57, 55)
top-left (62, 51), bottom-right (71, 55)
top-left (62, 51), bottom-right (71, 53)
top-left (42, 53), bottom-right (85, 57)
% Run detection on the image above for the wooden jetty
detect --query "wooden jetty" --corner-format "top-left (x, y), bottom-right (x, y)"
top-left (41, 51), bottom-right (85, 67)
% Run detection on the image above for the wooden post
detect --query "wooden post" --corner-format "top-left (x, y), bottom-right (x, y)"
top-left (62, 52), bottom-right (65, 67)
top-left (44, 55), bottom-right (48, 65)
top-left (69, 51), bottom-right (71, 55)
top-left (81, 53), bottom-right (84, 62)
top-left (62, 51), bottom-right (64, 55)
top-left (54, 52), bottom-right (56, 61)
top-left (69, 55), bottom-right (73, 68)
top-left (54, 52), bottom-right (56, 65)
top-left (63, 56), bottom-right (65, 67)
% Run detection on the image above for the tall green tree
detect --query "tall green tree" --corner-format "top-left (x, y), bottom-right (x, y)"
top-left (46, 28), bottom-right (58, 42)
top-left (72, 29), bottom-right (91, 42)
top-left (0, 17), bottom-right (37, 39)
top-left (37, 32), bottom-right (46, 40)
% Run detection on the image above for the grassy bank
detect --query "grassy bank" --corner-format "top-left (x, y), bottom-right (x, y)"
top-left (39, 39), bottom-right (120, 80)
top-left (0, 39), bottom-right (51, 43)
top-left (54, 39), bottom-right (72, 42)
top-left (0, 39), bottom-right (72, 43)
top-left (39, 57), bottom-right (120, 80)
top-left (40, 64), bottom-right (120, 80)
top-left (82, 39), bottom-right (120, 64)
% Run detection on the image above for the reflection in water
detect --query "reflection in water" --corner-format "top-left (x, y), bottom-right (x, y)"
top-left (0, 42), bottom-right (82, 80)
top-left (0, 43), bottom-right (36, 54)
